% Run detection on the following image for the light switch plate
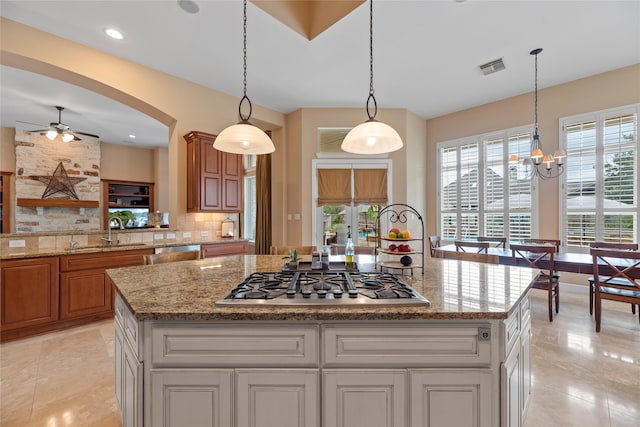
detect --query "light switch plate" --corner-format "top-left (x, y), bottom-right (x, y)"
top-left (166, 233), bottom-right (176, 239)
top-left (9, 240), bottom-right (26, 248)
top-left (154, 233), bottom-right (164, 240)
top-left (183, 232), bottom-right (192, 238)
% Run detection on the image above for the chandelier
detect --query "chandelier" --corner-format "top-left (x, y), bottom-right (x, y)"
top-left (509, 48), bottom-right (565, 180)
top-left (214, 0), bottom-right (275, 155)
top-left (341, 0), bottom-right (403, 155)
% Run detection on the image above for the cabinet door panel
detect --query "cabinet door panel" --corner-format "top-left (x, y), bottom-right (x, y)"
top-left (202, 242), bottom-right (248, 258)
top-left (150, 370), bottom-right (233, 427)
top-left (60, 269), bottom-right (111, 319)
top-left (236, 369), bottom-right (319, 427)
top-left (222, 177), bottom-right (241, 211)
top-left (123, 340), bottom-right (142, 427)
top-left (323, 370), bottom-right (406, 427)
top-left (410, 370), bottom-right (493, 427)
top-left (203, 176), bottom-right (222, 210)
top-left (1, 257), bottom-right (59, 330)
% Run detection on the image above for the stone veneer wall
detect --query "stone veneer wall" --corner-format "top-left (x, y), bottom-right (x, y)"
top-left (14, 129), bottom-right (101, 232)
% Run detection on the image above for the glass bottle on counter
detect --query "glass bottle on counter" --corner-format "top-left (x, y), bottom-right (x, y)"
top-left (345, 225), bottom-right (355, 268)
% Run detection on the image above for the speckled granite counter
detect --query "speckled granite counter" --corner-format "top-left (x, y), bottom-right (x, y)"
top-left (107, 254), bottom-right (534, 321)
top-left (0, 238), bottom-right (247, 260)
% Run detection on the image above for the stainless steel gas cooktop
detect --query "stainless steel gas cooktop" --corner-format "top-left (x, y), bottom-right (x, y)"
top-left (216, 271), bottom-right (430, 307)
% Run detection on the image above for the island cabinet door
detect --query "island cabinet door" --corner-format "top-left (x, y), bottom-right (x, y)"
top-left (122, 335), bottom-right (143, 427)
top-left (236, 369), bottom-right (319, 427)
top-left (150, 370), bottom-right (233, 427)
top-left (501, 343), bottom-right (521, 427)
top-left (409, 370), bottom-right (494, 427)
top-left (323, 370), bottom-right (406, 427)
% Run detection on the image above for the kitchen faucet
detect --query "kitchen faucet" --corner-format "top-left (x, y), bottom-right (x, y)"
top-left (102, 217), bottom-right (124, 246)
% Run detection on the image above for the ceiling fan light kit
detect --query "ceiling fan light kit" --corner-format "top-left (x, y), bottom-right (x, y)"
top-left (214, 0), bottom-right (275, 155)
top-left (26, 105), bottom-right (100, 142)
top-left (341, 0), bottom-right (403, 155)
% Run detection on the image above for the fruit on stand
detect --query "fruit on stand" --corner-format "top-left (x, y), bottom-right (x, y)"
top-left (388, 244), bottom-right (397, 251)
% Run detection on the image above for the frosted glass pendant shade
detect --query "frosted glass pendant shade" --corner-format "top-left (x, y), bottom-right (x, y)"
top-left (214, 121), bottom-right (275, 155)
top-left (341, 119), bottom-right (403, 155)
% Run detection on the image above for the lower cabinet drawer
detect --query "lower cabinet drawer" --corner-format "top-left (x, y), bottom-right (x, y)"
top-left (322, 324), bottom-right (492, 367)
top-left (150, 324), bottom-right (319, 368)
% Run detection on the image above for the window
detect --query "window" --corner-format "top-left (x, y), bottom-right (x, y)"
top-left (312, 159), bottom-right (391, 249)
top-left (437, 126), bottom-right (536, 242)
top-left (243, 155), bottom-right (257, 241)
top-left (561, 105), bottom-right (639, 248)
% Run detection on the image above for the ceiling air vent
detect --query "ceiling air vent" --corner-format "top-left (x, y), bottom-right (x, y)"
top-left (479, 58), bottom-right (505, 76)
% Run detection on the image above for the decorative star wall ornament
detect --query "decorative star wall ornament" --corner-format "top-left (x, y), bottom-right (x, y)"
top-left (33, 162), bottom-right (87, 200)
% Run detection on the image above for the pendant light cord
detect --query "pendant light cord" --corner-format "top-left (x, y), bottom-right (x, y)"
top-left (239, 0), bottom-right (252, 122)
top-left (533, 49), bottom-right (539, 133)
top-left (243, 0), bottom-right (247, 99)
top-left (366, 0), bottom-right (378, 120)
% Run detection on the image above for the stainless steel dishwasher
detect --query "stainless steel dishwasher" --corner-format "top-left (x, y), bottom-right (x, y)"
top-left (154, 244), bottom-right (201, 256)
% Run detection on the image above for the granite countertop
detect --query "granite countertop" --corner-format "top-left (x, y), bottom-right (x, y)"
top-left (0, 238), bottom-right (247, 260)
top-left (107, 255), bottom-right (534, 322)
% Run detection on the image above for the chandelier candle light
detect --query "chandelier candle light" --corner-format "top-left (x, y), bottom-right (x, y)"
top-left (341, 0), bottom-right (403, 155)
top-left (214, 0), bottom-right (275, 155)
top-left (509, 48), bottom-right (566, 180)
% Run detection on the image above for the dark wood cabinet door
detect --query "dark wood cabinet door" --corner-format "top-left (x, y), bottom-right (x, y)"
top-left (60, 269), bottom-right (112, 319)
top-left (185, 131), bottom-right (243, 213)
top-left (202, 241), bottom-right (248, 258)
top-left (222, 152), bottom-right (243, 211)
top-left (1, 257), bottom-right (59, 331)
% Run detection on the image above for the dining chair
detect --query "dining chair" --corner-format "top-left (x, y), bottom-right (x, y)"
top-left (511, 243), bottom-right (559, 321)
top-left (454, 240), bottom-right (490, 253)
top-left (269, 246), bottom-right (315, 255)
top-left (143, 250), bottom-right (201, 265)
top-left (477, 236), bottom-right (507, 248)
top-left (587, 242), bottom-right (639, 316)
top-left (428, 235), bottom-right (441, 257)
top-left (590, 247), bottom-right (640, 332)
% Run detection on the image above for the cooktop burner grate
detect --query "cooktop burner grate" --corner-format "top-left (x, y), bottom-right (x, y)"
top-left (217, 271), bottom-right (430, 306)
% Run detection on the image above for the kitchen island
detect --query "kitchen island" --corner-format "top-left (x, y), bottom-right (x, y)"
top-left (107, 255), bottom-right (534, 427)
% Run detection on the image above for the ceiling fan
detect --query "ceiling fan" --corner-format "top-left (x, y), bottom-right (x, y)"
top-left (19, 106), bottom-right (100, 142)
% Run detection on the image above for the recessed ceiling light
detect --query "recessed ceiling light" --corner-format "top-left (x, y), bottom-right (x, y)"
top-left (129, 134), bottom-right (136, 139)
top-left (104, 28), bottom-right (124, 40)
top-left (178, 0), bottom-right (199, 14)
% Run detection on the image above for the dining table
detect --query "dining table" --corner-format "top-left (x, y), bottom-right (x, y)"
top-left (434, 243), bottom-right (640, 278)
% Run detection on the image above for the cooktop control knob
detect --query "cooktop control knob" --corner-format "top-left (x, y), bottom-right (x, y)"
top-left (333, 289), bottom-right (343, 298)
top-left (302, 289), bottom-right (312, 298)
top-left (317, 289), bottom-right (327, 298)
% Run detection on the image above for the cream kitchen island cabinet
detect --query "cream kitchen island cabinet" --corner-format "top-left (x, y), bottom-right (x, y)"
top-left (107, 255), bottom-right (534, 427)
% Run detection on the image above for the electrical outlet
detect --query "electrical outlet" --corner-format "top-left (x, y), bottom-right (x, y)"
top-left (183, 232), bottom-right (192, 238)
top-left (9, 240), bottom-right (26, 248)
top-left (154, 233), bottom-right (164, 240)
top-left (166, 233), bottom-right (176, 239)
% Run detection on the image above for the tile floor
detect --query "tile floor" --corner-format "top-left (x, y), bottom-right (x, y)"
top-left (1, 284), bottom-right (638, 427)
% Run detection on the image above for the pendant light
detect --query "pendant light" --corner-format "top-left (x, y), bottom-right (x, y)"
top-left (214, 0), bottom-right (275, 155)
top-left (508, 48), bottom-right (565, 180)
top-left (341, 0), bottom-right (403, 155)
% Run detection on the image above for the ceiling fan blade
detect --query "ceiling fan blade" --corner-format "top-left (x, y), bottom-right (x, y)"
top-left (74, 131), bottom-right (100, 139)
top-left (17, 120), bottom-right (48, 127)
top-left (27, 129), bottom-right (49, 133)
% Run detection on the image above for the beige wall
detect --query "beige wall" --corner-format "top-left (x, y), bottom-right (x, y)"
top-left (425, 64), bottom-right (640, 239)
top-left (283, 107), bottom-right (426, 246)
top-left (1, 18), bottom-right (286, 234)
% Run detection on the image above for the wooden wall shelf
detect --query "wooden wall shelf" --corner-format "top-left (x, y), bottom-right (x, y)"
top-left (17, 198), bottom-right (99, 208)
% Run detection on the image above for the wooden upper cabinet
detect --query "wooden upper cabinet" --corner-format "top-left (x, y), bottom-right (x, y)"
top-left (184, 131), bottom-right (243, 213)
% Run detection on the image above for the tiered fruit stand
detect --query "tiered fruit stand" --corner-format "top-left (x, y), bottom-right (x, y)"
top-left (375, 204), bottom-right (424, 275)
